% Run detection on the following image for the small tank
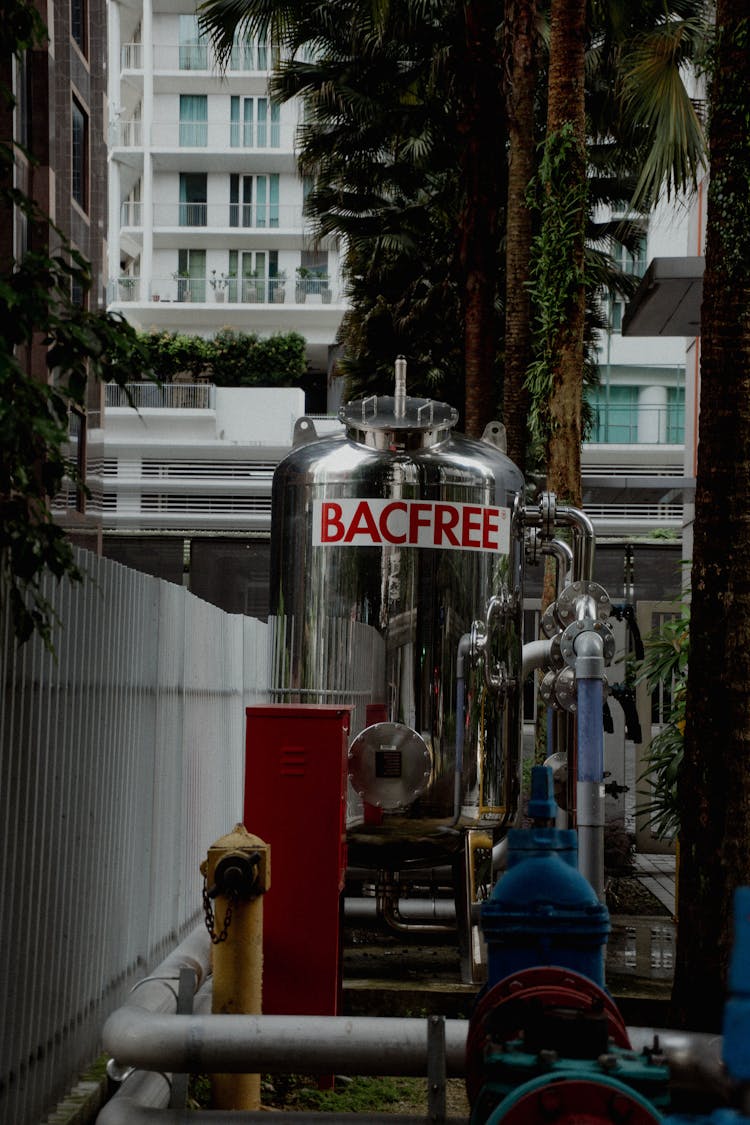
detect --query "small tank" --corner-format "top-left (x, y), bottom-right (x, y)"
top-left (268, 368), bottom-right (525, 865)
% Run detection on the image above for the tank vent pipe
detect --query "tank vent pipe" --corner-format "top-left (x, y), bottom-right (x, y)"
top-left (394, 355), bottom-right (407, 418)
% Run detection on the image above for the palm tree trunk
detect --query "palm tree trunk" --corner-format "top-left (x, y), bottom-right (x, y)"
top-left (503, 0), bottom-right (537, 474)
top-left (542, 0), bottom-right (586, 507)
top-left (457, 0), bottom-right (506, 438)
top-left (671, 0), bottom-right (750, 1032)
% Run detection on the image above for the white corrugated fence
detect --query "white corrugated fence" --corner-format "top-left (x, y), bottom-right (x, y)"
top-left (0, 550), bottom-right (269, 1124)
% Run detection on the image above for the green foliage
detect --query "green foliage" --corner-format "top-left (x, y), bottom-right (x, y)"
top-left (1, 0), bottom-right (153, 649)
top-left (635, 610), bottom-right (690, 839)
top-left (525, 123), bottom-right (588, 446)
top-left (263, 1075), bottom-right (420, 1113)
top-left (136, 329), bottom-right (307, 388)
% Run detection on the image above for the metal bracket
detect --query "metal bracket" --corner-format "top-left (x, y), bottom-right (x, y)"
top-left (427, 1015), bottom-right (446, 1125)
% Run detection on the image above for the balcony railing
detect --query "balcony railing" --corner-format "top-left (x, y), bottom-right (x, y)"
top-left (586, 404), bottom-right (685, 446)
top-left (152, 121), bottom-right (294, 150)
top-left (109, 275), bottom-right (343, 305)
top-left (110, 119), bottom-right (143, 147)
top-left (149, 42), bottom-right (282, 72)
top-left (121, 200), bottom-right (143, 227)
top-left (105, 383), bottom-right (214, 409)
top-left (152, 202), bottom-right (305, 230)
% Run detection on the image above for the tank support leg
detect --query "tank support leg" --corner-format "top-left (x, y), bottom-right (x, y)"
top-left (456, 830), bottom-right (490, 985)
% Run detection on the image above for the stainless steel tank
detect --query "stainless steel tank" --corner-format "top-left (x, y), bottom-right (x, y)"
top-left (268, 382), bottom-right (525, 865)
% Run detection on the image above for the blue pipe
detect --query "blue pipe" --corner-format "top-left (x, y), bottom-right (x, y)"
top-left (574, 630), bottom-right (606, 900)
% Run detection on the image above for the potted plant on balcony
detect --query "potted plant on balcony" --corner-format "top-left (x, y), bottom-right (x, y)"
top-left (271, 270), bottom-right (287, 303)
top-left (118, 275), bottom-right (138, 301)
top-left (172, 271), bottom-right (192, 302)
top-left (295, 266), bottom-right (311, 303)
top-left (320, 276), bottom-right (333, 304)
top-left (209, 270), bottom-right (229, 302)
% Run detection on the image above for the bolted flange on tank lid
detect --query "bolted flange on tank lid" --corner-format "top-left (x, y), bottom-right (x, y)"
top-left (339, 356), bottom-right (458, 450)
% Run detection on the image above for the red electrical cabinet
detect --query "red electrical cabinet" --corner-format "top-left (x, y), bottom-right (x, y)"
top-left (244, 704), bottom-right (351, 1016)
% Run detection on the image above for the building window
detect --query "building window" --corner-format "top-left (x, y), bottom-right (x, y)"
top-left (176, 249), bottom-right (206, 302)
top-left (667, 387), bottom-right (685, 444)
top-left (179, 95), bottom-right (208, 146)
top-left (586, 386), bottom-right (639, 444)
top-left (230, 96), bottom-right (280, 147)
top-left (229, 173), bottom-right (279, 228)
top-left (229, 35), bottom-right (278, 70)
top-left (71, 98), bottom-right (88, 210)
top-left (227, 249), bottom-right (278, 302)
top-left (179, 172), bottom-right (207, 226)
top-left (179, 15), bottom-right (208, 70)
top-left (71, 0), bottom-right (87, 53)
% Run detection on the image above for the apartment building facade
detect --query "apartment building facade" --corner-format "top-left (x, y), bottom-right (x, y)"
top-left (106, 0), bottom-right (346, 386)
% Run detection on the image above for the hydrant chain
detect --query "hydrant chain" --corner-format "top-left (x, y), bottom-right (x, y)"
top-left (202, 878), bottom-right (236, 944)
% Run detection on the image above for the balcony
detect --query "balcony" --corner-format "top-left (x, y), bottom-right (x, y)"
top-left (152, 120), bottom-right (295, 151)
top-left (111, 119), bottom-right (143, 148)
top-left (121, 200), bottom-right (143, 227)
top-left (105, 383), bottom-right (215, 409)
top-left (585, 403), bottom-right (685, 447)
top-left (152, 202), bottom-right (305, 231)
top-left (108, 274), bottom-right (344, 306)
top-left (121, 41), bottom-right (282, 75)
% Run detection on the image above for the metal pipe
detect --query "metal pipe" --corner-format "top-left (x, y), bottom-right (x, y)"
top-left (100, 1109), bottom-right (467, 1125)
top-left (394, 355), bottom-right (407, 418)
top-left (553, 504), bottom-right (596, 582)
top-left (379, 877), bottom-right (455, 935)
top-left (542, 537), bottom-right (574, 595)
top-left (574, 628), bottom-right (606, 899)
top-left (522, 639), bottom-right (552, 681)
top-left (344, 897), bottom-right (456, 923)
top-left (98, 1016), bottom-right (729, 1125)
top-left (103, 1011), bottom-right (470, 1076)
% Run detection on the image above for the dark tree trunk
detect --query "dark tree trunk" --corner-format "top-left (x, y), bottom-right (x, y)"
top-left (543, 0), bottom-right (586, 507)
top-left (670, 0), bottom-right (750, 1032)
top-left (502, 0), bottom-right (537, 474)
top-left (457, 0), bottom-right (506, 438)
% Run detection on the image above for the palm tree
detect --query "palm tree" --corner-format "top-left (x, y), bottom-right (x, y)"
top-left (535, 0), bottom-right (588, 509)
top-left (670, 1), bottom-right (750, 1032)
top-left (502, 0), bottom-right (538, 473)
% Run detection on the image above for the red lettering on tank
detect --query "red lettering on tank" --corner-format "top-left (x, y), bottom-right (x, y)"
top-left (461, 506), bottom-right (482, 548)
top-left (344, 500), bottom-right (380, 543)
top-left (433, 504), bottom-right (460, 547)
top-left (482, 507), bottom-right (500, 550)
top-left (409, 502), bottom-right (433, 544)
top-left (379, 501), bottom-right (408, 544)
top-left (320, 501), bottom-right (345, 542)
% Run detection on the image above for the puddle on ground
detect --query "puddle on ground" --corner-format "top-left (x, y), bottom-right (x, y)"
top-left (607, 918), bottom-right (675, 980)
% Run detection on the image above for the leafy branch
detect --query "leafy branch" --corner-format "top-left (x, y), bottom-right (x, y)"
top-left (525, 122), bottom-right (589, 446)
top-left (634, 610), bottom-right (689, 839)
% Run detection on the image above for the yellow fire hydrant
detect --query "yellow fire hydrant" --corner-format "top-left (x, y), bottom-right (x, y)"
top-left (201, 823), bottom-right (271, 1111)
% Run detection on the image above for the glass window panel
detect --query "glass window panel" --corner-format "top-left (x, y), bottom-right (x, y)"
top-left (230, 96), bottom-right (240, 147)
top-left (586, 386), bottom-right (638, 443)
top-left (72, 98), bottom-right (88, 209)
top-left (243, 98), bottom-right (254, 146)
top-left (257, 98), bottom-right (267, 146)
top-left (179, 95), bottom-right (207, 146)
top-left (270, 101), bottom-right (280, 147)
top-left (179, 172), bottom-right (207, 226)
top-left (667, 387), bottom-right (685, 444)
top-left (179, 15), bottom-right (207, 69)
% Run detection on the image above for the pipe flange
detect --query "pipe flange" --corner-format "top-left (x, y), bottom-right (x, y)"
top-left (540, 603), bottom-right (560, 639)
top-left (539, 669), bottom-right (559, 709)
top-left (554, 666), bottom-right (577, 712)
top-left (555, 580), bottom-right (611, 626)
top-left (549, 632), bottom-right (566, 671)
top-left (559, 619), bottom-right (616, 668)
top-left (525, 526), bottom-right (542, 566)
top-left (539, 491), bottom-right (557, 539)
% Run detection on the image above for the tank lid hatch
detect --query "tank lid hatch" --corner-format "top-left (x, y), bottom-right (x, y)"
top-left (340, 394), bottom-right (459, 450)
